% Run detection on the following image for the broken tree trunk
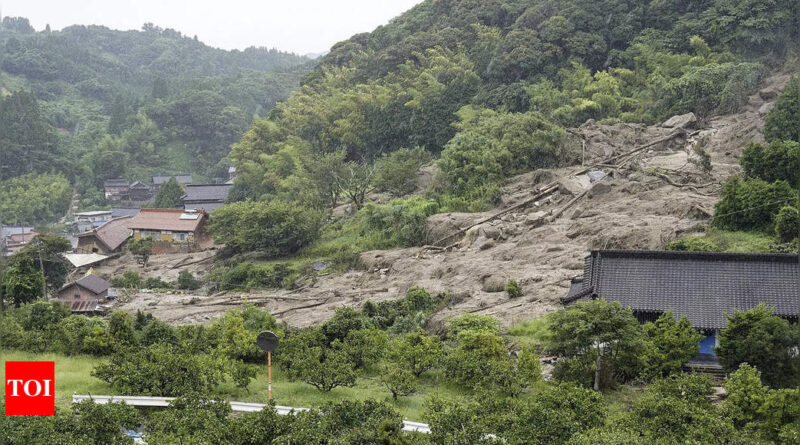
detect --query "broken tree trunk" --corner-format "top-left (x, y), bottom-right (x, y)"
top-left (425, 182), bottom-right (560, 249)
top-left (576, 129), bottom-right (688, 175)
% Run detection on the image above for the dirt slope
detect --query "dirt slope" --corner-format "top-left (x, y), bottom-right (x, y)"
top-left (112, 72), bottom-right (791, 330)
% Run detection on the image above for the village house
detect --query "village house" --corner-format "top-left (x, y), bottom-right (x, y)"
top-left (74, 210), bottom-right (113, 233)
top-left (152, 174), bottom-right (192, 191)
top-left (1, 226), bottom-right (35, 256)
top-left (128, 208), bottom-right (207, 253)
top-left (128, 181), bottom-right (154, 202)
top-left (75, 216), bottom-right (132, 255)
top-left (182, 183), bottom-right (232, 212)
top-left (56, 273), bottom-right (114, 314)
top-left (103, 179), bottom-right (130, 201)
top-left (3, 230), bottom-right (39, 256)
top-left (111, 207), bottom-right (140, 219)
top-left (562, 250), bottom-right (800, 357)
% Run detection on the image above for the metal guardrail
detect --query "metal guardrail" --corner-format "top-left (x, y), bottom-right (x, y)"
top-left (72, 394), bottom-right (431, 434)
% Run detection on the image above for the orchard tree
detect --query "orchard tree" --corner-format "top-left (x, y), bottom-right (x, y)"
top-left (722, 363), bottom-right (769, 430)
top-left (717, 304), bottom-right (800, 388)
top-left (379, 363), bottom-right (417, 400)
top-left (2, 254), bottom-right (45, 306)
top-left (385, 330), bottom-right (443, 377)
top-left (547, 299), bottom-right (644, 390)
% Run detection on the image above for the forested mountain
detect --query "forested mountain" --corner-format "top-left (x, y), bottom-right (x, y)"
top-left (0, 16), bottom-right (310, 223)
top-left (232, 0), bottom-right (799, 208)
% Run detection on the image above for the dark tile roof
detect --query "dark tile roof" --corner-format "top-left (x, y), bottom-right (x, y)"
top-left (129, 181), bottom-right (150, 189)
top-left (60, 274), bottom-right (111, 295)
top-left (153, 174), bottom-right (192, 185)
top-left (112, 208), bottom-right (140, 218)
top-left (104, 179), bottom-right (129, 187)
top-left (562, 250), bottom-right (800, 330)
top-left (181, 184), bottom-right (232, 203)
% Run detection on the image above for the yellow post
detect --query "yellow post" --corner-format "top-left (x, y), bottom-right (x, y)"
top-left (268, 351), bottom-right (272, 400)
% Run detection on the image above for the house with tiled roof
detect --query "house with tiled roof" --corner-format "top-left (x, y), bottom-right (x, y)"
top-left (75, 216), bottom-right (133, 254)
top-left (562, 250), bottom-right (800, 356)
top-left (182, 183), bottom-right (232, 212)
top-left (128, 208), bottom-right (207, 253)
top-left (57, 273), bottom-right (112, 314)
top-left (152, 174), bottom-right (193, 191)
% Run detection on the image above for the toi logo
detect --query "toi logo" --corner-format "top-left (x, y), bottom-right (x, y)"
top-left (5, 361), bottom-right (55, 415)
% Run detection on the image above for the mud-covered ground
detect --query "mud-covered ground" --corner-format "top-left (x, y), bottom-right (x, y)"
top-left (98, 72), bottom-right (790, 330)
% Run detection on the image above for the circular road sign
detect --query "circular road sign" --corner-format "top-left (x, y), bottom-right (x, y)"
top-left (256, 331), bottom-right (279, 352)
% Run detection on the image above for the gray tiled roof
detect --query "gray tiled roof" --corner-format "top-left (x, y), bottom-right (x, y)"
top-left (562, 250), bottom-right (800, 330)
top-left (60, 274), bottom-right (111, 295)
top-left (153, 175), bottom-right (192, 185)
top-left (104, 179), bottom-right (129, 187)
top-left (181, 184), bottom-right (232, 202)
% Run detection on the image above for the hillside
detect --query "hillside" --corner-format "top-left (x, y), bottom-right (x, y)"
top-left (0, 16), bottom-right (311, 222)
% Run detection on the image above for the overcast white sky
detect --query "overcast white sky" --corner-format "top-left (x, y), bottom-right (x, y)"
top-left (1, 0), bottom-right (423, 55)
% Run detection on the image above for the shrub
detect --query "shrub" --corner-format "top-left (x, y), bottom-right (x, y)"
top-left (143, 277), bottom-right (172, 289)
top-left (177, 270), bottom-right (202, 290)
top-left (445, 328), bottom-right (516, 390)
top-left (128, 237), bottom-right (154, 265)
top-left (740, 140), bottom-right (800, 187)
top-left (403, 286), bottom-right (434, 312)
top-left (765, 77), bottom-right (800, 142)
top-left (372, 147), bottom-right (432, 197)
top-left (208, 262), bottom-right (292, 291)
top-left (505, 279), bottom-right (522, 298)
top-left (717, 304), bottom-right (800, 388)
top-left (209, 200), bottom-right (323, 256)
top-left (712, 177), bottom-right (796, 231)
top-left (446, 313), bottom-right (500, 337)
top-left (111, 271), bottom-right (142, 289)
top-left (775, 206), bottom-right (799, 243)
top-left (361, 196), bottom-right (440, 247)
top-left (385, 330), bottom-right (443, 377)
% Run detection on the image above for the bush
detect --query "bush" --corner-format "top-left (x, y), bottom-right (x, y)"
top-left (403, 286), bottom-right (434, 312)
top-left (111, 271), bottom-right (142, 289)
top-left (665, 237), bottom-right (719, 252)
top-left (740, 140), bottom-right (800, 187)
top-left (372, 147), bottom-right (432, 197)
top-left (505, 279), bottom-right (522, 298)
top-left (712, 177), bottom-right (797, 231)
top-left (639, 311), bottom-right (701, 380)
top-left (209, 200), bottom-right (323, 256)
top-left (361, 196), bottom-right (440, 247)
top-left (143, 277), bottom-right (172, 289)
top-left (765, 77), bottom-right (800, 142)
top-left (446, 313), bottom-right (500, 338)
top-left (775, 206), bottom-right (799, 243)
top-left (717, 304), bottom-right (800, 388)
top-left (128, 237), bottom-right (154, 265)
top-left (177, 270), bottom-right (202, 290)
top-left (208, 262), bottom-right (292, 291)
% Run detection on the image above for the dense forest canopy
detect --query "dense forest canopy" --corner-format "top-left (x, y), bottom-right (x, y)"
top-left (231, 0), bottom-right (799, 211)
top-left (0, 16), bottom-right (311, 222)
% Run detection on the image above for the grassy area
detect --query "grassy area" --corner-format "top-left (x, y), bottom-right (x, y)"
top-left (702, 229), bottom-right (777, 252)
top-left (507, 314), bottom-right (553, 351)
top-left (0, 351), bottom-right (112, 408)
top-left (0, 350), bottom-right (461, 420)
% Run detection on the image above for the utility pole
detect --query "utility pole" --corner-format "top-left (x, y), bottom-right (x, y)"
top-left (35, 238), bottom-right (47, 299)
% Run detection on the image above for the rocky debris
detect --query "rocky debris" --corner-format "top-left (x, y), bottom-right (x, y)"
top-left (311, 261), bottom-right (331, 271)
top-left (662, 112), bottom-right (698, 129)
top-left (111, 71), bottom-right (791, 331)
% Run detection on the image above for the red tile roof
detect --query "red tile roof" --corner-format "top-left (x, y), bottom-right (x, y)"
top-left (128, 208), bottom-right (205, 232)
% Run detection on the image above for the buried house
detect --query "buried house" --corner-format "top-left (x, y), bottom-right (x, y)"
top-left (562, 250), bottom-right (800, 356)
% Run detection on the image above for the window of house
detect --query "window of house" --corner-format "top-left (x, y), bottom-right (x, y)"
top-left (74, 294), bottom-right (80, 300)
top-left (173, 232), bottom-right (187, 241)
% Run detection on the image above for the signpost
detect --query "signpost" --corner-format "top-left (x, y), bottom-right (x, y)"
top-left (256, 331), bottom-right (279, 400)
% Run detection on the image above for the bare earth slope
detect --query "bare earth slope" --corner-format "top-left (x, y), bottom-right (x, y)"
top-left (111, 72), bottom-right (790, 330)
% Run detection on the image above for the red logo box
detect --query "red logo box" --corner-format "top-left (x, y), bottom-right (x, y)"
top-left (5, 361), bottom-right (55, 415)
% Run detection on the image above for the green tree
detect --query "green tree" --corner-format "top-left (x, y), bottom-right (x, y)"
top-left (19, 233), bottom-right (72, 292)
top-left (128, 237), bottom-right (154, 265)
top-left (740, 140), bottom-right (800, 187)
top-left (775, 206), bottom-right (799, 243)
top-left (385, 330), bottom-right (443, 377)
top-left (2, 255), bottom-right (45, 306)
top-left (717, 304), bottom-right (800, 388)
top-left (639, 311), bottom-right (702, 380)
top-left (108, 311), bottom-right (136, 348)
top-left (154, 177), bottom-right (184, 208)
top-left (765, 77), bottom-right (800, 142)
top-left (712, 177), bottom-right (797, 231)
top-left (379, 363), bottom-right (417, 400)
top-left (372, 147), bottom-right (432, 197)
top-left (209, 200), bottom-right (323, 256)
top-left (722, 363), bottom-right (769, 430)
top-left (548, 299), bottom-right (644, 390)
